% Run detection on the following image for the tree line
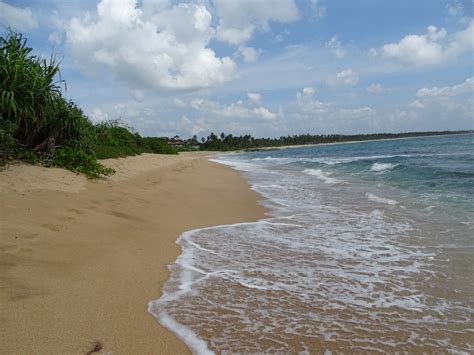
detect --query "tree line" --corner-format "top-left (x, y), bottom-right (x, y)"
top-left (182, 130), bottom-right (473, 151)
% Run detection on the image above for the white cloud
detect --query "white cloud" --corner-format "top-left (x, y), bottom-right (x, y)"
top-left (238, 46), bottom-right (261, 63)
top-left (86, 98), bottom-right (206, 138)
top-left (48, 31), bottom-right (63, 45)
top-left (367, 83), bottom-right (384, 94)
top-left (329, 69), bottom-right (359, 87)
top-left (290, 79), bottom-right (470, 134)
top-left (247, 92), bottom-right (261, 104)
top-left (447, 20), bottom-right (474, 58)
top-left (217, 26), bottom-right (254, 45)
top-left (0, 1), bottom-right (38, 32)
top-left (408, 99), bottom-right (425, 109)
top-left (130, 89), bottom-right (145, 101)
top-left (296, 86), bottom-right (328, 112)
top-left (427, 25), bottom-right (448, 41)
top-left (173, 98), bottom-right (186, 108)
top-left (338, 106), bottom-right (376, 117)
top-left (326, 36), bottom-right (346, 58)
top-left (416, 77), bottom-right (473, 97)
top-left (382, 21), bottom-right (473, 65)
top-left (272, 29), bottom-right (290, 43)
top-left (64, 0), bottom-right (235, 91)
top-left (118, 73), bottom-right (474, 136)
top-left (302, 87), bottom-right (316, 95)
top-left (90, 108), bottom-right (109, 123)
top-left (213, 0), bottom-right (299, 45)
top-left (446, 0), bottom-right (471, 23)
top-left (310, 0), bottom-right (326, 19)
top-left (253, 106), bottom-right (277, 120)
top-left (191, 97), bottom-right (277, 120)
top-left (292, 87), bottom-right (381, 133)
top-left (383, 26), bottom-right (445, 65)
top-left (295, 87), bottom-right (316, 104)
top-left (402, 78), bottom-right (474, 130)
top-left (447, 1), bottom-right (464, 18)
top-left (368, 48), bottom-right (379, 58)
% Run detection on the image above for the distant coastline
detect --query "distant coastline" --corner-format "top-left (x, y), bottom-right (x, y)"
top-left (195, 130), bottom-right (473, 152)
top-left (241, 131), bottom-right (474, 152)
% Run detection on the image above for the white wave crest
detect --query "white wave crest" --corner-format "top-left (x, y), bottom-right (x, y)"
top-left (303, 169), bottom-right (341, 184)
top-left (370, 162), bottom-right (398, 172)
top-left (366, 192), bottom-right (398, 205)
top-left (251, 154), bottom-right (412, 166)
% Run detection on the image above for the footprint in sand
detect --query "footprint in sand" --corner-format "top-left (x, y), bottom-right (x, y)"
top-left (41, 223), bottom-right (61, 232)
top-left (67, 208), bottom-right (84, 215)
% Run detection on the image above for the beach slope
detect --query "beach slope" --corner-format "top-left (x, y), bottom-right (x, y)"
top-left (0, 152), bottom-right (265, 354)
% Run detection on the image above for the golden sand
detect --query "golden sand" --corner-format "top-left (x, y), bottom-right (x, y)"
top-left (0, 152), bottom-right (266, 354)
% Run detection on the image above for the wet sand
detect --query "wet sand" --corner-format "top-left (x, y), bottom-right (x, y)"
top-left (0, 152), bottom-right (266, 354)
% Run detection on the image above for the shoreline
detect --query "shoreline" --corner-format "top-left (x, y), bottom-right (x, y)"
top-left (0, 152), bottom-right (266, 353)
top-left (241, 132), bottom-right (474, 152)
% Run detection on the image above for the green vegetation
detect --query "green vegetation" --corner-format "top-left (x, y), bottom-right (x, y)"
top-left (0, 31), bottom-right (176, 177)
top-left (92, 121), bottom-right (176, 159)
top-left (52, 147), bottom-right (115, 178)
top-left (196, 130), bottom-right (473, 151)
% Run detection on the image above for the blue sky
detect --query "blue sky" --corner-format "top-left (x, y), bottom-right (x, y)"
top-left (1, 0), bottom-right (472, 137)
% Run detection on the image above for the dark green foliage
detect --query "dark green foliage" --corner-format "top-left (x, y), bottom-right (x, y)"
top-left (21, 150), bottom-right (40, 164)
top-left (0, 31), bottom-right (176, 177)
top-left (0, 31), bottom-right (64, 148)
top-left (140, 137), bottom-right (178, 155)
top-left (0, 119), bottom-right (16, 164)
top-left (92, 120), bottom-right (142, 159)
top-left (92, 145), bottom-right (138, 160)
top-left (53, 147), bottom-right (115, 178)
top-left (91, 121), bottom-right (177, 159)
top-left (95, 121), bottom-right (137, 148)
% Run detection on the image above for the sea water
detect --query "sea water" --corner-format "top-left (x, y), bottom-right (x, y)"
top-left (149, 134), bottom-right (473, 353)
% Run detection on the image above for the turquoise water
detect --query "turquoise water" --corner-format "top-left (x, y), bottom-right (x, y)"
top-left (150, 134), bottom-right (473, 353)
top-left (246, 133), bottom-right (473, 214)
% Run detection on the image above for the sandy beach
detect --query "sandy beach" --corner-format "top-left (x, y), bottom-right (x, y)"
top-left (0, 152), bottom-right (266, 354)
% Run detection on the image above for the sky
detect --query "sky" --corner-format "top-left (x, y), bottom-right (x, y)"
top-left (1, 0), bottom-right (473, 138)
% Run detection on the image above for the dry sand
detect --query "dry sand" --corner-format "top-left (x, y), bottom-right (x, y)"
top-left (0, 152), bottom-right (266, 354)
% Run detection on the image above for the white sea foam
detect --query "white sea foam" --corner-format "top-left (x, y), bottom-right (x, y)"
top-left (370, 162), bottom-right (398, 172)
top-left (303, 169), bottom-right (341, 184)
top-left (251, 154), bottom-right (415, 166)
top-left (209, 157), bottom-right (258, 172)
top-left (150, 153), bottom-right (473, 354)
top-left (366, 192), bottom-right (398, 205)
top-left (153, 312), bottom-right (214, 355)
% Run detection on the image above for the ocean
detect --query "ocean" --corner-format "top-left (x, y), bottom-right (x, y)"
top-left (149, 134), bottom-right (473, 353)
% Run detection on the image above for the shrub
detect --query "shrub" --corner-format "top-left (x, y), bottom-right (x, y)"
top-left (0, 31), bottom-right (63, 148)
top-left (140, 137), bottom-right (178, 154)
top-left (21, 150), bottom-right (41, 164)
top-left (0, 120), bottom-right (17, 164)
top-left (53, 147), bottom-right (115, 178)
top-left (91, 121), bottom-right (178, 158)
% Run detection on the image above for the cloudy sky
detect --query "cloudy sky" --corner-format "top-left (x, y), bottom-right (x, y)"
top-left (1, 0), bottom-right (473, 138)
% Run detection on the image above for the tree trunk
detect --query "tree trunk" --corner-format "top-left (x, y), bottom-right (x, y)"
top-left (34, 137), bottom-right (55, 157)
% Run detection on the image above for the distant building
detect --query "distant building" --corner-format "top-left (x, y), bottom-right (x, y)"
top-left (168, 137), bottom-right (184, 147)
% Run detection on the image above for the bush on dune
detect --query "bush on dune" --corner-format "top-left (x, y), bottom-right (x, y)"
top-left (0, 31), bottom-right (177, 176)
top-left (140, 136), bottom-right (178, 155)
top-left (53, 147), bottom-right (115, 178)
top-left (92, 121), bottom-right (178, 159)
